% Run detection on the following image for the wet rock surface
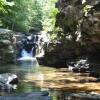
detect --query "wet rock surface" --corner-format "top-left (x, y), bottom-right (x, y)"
top-left (67, 59), bottom-right (89, 73)
top-left (0, 73), bottom-right (18, 92)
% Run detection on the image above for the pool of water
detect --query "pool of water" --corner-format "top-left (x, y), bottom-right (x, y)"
top-left (0, 59), bottom-right (100, 100)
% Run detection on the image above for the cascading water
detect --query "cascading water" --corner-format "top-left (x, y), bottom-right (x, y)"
top-left (21, 49), bottom-right (32, 57)
top-left (18, 49), bottom-right (35, 60)
top-left (16, 32), bottom-right (49, 74)
top-left (17, 37), bottom-right (37, 73)
top-left (20, 31), bottom-right (49, 58)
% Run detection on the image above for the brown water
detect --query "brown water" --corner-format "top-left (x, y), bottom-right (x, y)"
top-left (0, 60), bottom-right (100, 100)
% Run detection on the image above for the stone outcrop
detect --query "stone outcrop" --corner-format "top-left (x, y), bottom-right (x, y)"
top-left (40, 0), bottom-right (100, 66)
top-left (56, 0), bottom-right (100, 53)
top-left (0, 28), bottom-right (15, 64)
top-left (66, 92), bottom-right (100, 100)
top-left (0, 73), bottom-right (18, 92)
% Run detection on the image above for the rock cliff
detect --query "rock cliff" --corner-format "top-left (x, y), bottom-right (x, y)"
top-left (40, 0), bottom-right (100, 66)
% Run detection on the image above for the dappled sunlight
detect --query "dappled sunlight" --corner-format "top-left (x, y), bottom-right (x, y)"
top-left (23, 66), bottom-right (100, 93)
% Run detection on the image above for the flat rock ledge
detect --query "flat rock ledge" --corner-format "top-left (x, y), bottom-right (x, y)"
top-left (67, 92), bottom-right (100, 100)
top-left (0, 91), bottom-right (52, 100)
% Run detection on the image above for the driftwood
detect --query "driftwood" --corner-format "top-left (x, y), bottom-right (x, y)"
top-left (0, 91), bottom-right (52, 100)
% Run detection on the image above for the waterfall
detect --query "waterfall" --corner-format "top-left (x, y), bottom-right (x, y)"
top-left (17, 48), bottom-right (39, 73)
top-left (17, 49), bottom-right (34, 60)
top-left (16, 34), bottom-right (44, 72)
top-left (21, 49), bottom-right (32, 57)
top-left (17, 32), bottom-right (49, 67)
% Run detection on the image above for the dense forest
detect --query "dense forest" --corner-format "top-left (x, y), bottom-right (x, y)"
top-left (0, 0), bottom-right (58, 32)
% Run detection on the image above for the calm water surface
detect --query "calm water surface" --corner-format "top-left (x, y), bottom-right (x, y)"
top-left (0, 59), bottom-right (100, 100)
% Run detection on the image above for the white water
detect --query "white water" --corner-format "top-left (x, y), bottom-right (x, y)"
top-left (17, 32), bottom-right (49, 68)
top-left (21, 49), bottom-right (32, 57)
top-left (17, 49), bottom-right (39, 74)
top-left (17, 49), bottom-right (35, 61)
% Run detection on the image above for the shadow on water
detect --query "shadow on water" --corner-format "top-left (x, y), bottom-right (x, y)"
top-left (0, 49), bottom-right (100, 99)
top-left (0, 60), bottom-right (100, 99)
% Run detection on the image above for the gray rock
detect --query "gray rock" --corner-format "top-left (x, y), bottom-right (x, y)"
top-left (0, 91), bottom-right (52, 100)
top-left (40, 0), bottom-right (100, 66)
top-left (0, 28), bottom-right (15, 64)
top-left (67, 92), bottom-right (100, 100)
top-left (0, 73), bottom-right (18, 91)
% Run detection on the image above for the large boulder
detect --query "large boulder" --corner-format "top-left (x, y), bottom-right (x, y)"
top-left (0, 73), bottom-right (18, 92)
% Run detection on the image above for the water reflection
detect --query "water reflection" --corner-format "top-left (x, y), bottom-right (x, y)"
top-left (17, 58), bottom-right (39, 73)
top-left (0, 63), bottom-right (100, 99)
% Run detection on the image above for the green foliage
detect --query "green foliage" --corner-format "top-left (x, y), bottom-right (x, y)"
top-left (0, 0), bottom-right (6, 13)
top-left (50, 8), bottom-right (59, 28)
top-left (41, 0), bottom-right (59, 32)
top-left (10, 0), bottom-right (43, 32)
top-left (0, 0), bottom-right (59, 34)
top-left (0, 0), bottom-right (12, 13)
top-left (0, 0), bottom-right (14, 27)
top-left (1, 0), bottom-right (43, 32)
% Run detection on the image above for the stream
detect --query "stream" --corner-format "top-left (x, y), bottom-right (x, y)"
top-left (0, 59), bottom-right (100, 100)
